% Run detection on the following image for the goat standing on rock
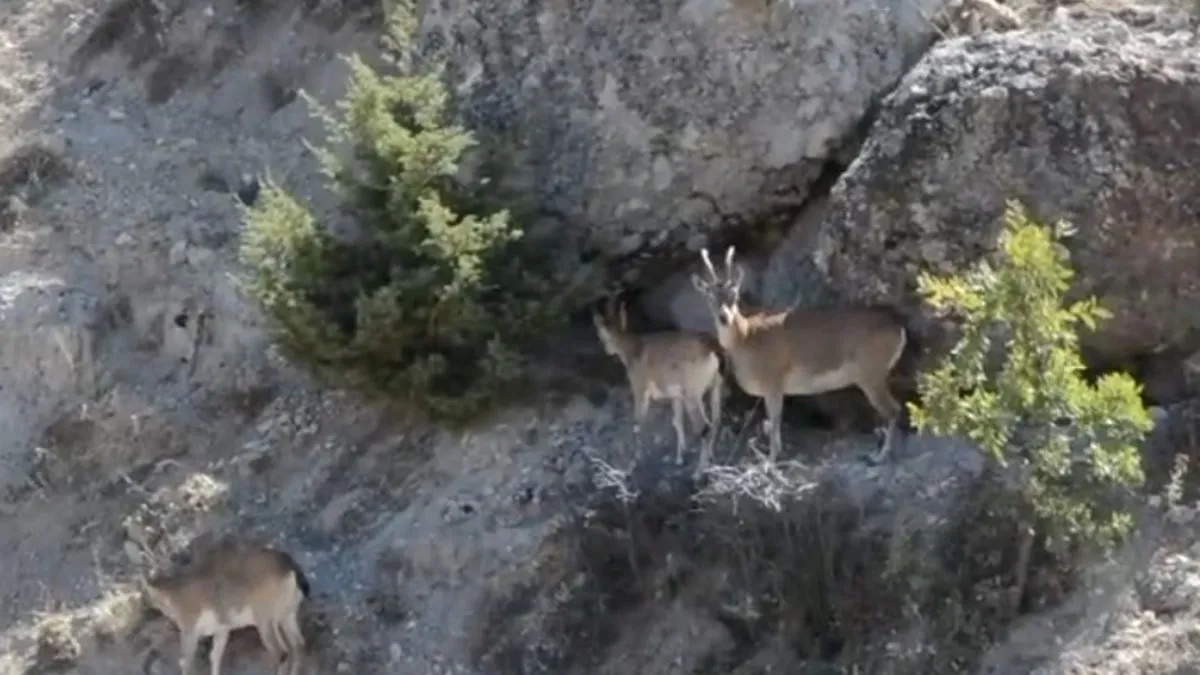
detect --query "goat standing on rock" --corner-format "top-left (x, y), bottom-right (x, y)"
top-left (592, 297), bottom-right (724, 475)
top-left (141, 538), bottom-right (310, 675)
top-left (691, 246), bottom-right (909, 465)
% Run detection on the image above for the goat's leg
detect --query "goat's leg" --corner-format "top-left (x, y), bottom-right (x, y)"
top-left (683, 397), bottom-right (706, 456)
top-left (208, 630), bottom-right (229, 675)
top-left (256, 619), bottom-right (285, 671)
top-left (858, 379), bottom-right (903, 463)
top-left (281, 612), bottom-right (306, 675)
top-left (685, 397), bottom-right (708, 430)
top-left (178, 630), bottom-right (200, 675)
top-left (671, 398), bottom-right (687, 465)
top-left (631, 385), bottom-right (651, 438)
top-left (687, 397), bottom-right (710, 457)
top-left (763, 391), bottom-right (784, 464)
top-left (708, 377), bottom-right (723, 436)
top-left (697, 378), bottom-right (723, 477)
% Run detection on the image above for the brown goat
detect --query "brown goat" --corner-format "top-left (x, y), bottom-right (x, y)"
top-left (691, 246), bottom-right (908, 464)
top-left (593, 297), bottom-right (725, 474)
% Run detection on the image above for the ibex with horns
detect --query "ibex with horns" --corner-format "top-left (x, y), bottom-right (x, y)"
top-left (691, 246), bottom-right (909, 464)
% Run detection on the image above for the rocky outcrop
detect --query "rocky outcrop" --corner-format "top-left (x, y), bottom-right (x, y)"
top-left (419, 0), bottom-right (946, 273)
top-left (797, 20), bottom-right (1200, 378)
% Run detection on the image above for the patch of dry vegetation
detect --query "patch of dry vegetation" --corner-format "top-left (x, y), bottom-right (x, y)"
top-left (21, 585), bottom-right (147, 675)
top-left (31, 612), bottom-right (81, 673)
top-left (0, 136), bottom-right (70, 231)
top-left (469, 452), bottom-right (1051, 674)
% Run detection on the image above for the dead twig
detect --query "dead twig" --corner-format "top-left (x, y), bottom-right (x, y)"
top-left (696, 455), bottom-right (820, 513)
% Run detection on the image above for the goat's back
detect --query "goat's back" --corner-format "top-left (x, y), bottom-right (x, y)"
top-left (728, 306), bottom-right (905, 392)
top-left (152, 541), bottom-right (307, 627)
top-left (632, 331), bottom-right (721, 390)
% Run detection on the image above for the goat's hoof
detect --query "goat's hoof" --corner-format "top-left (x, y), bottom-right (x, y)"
top-left (866, 445), bottom-right (892, 466)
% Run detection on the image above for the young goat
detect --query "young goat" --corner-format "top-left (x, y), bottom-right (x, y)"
top-left (592, 297), bottom-right (724, 473)
top-left (142, 538), bottom-right (310, 675)
top-left (691, 246), bottom-right (909, 464)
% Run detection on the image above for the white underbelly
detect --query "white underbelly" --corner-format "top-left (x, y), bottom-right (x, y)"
top-left (645, 381), bottom-right (683, 399)
top-left (193, 606), bottom-right (257, 635)
top-left (642, 357), bottom-right (719, 400)
top-left (733, 361), bottom-right (856, 397)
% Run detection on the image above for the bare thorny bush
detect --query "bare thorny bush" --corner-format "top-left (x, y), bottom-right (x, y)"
top-left (467, 438), bottom-right (1068, 675)
top-left (0, 137), bottom-right (71, 231)
top-left (695, 456), bottom-right (820, 514)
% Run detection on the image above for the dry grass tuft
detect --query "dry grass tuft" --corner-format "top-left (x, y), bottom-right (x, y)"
top-left (0, 137), bottom-right (70, 230)
top-left (695, 456), bottom-right (820, 513)
top-left (0, 138), bottom-right (69, 196)
top-left (83, 586), bottom-right (147, 646)
top-left (16, 586), bottom-right (151, 674)
top-left (31, 613), bottom-right (81, 673)
top-left (121, 470), bottom-right (232, 573)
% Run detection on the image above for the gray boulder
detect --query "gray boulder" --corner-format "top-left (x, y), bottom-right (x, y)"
top-left (419, 0), bottom-right (945, 272)
top-left (798, 20), bottom-right (1200, 375)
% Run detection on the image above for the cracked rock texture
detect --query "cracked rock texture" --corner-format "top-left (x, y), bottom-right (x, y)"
top-left (419, 0), bottom-right (945, 269)
top-left (804, 20), bottom-right (1200, 371)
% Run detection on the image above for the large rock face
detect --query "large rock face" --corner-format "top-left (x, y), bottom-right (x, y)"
top-left (802, 20), bottom-right (1200, 371)
top-left (418, 0), bottom-right (945, 269)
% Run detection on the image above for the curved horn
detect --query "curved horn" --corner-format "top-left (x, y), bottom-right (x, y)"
top-left (700, 247), bottom-right (719, 280)
top-left (724, 246), bottom-right (736, 276)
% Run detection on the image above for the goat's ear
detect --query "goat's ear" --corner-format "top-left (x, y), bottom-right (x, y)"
top-left (691, 273), bottom-right (705, 293)
top-left (732, 262), bottom-right (746, 294)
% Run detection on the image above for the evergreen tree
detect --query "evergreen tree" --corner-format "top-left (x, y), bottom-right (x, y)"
top-left (240, 2), bottom-right (573, 423)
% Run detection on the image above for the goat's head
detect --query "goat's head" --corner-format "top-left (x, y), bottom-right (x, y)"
top-left (591, 296), bottom-right (629, 357)
top-left (691, 246), bottom-right (745, 332)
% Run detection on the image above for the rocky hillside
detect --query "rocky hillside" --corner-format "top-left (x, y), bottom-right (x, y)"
top-left (2, 0), bottom-right (1200, 674)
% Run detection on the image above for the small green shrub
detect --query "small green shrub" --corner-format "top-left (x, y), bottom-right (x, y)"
top-left (910, 200), bottom-right (1151, 553)
top-left (240, 3), bottom-right (577, 424)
